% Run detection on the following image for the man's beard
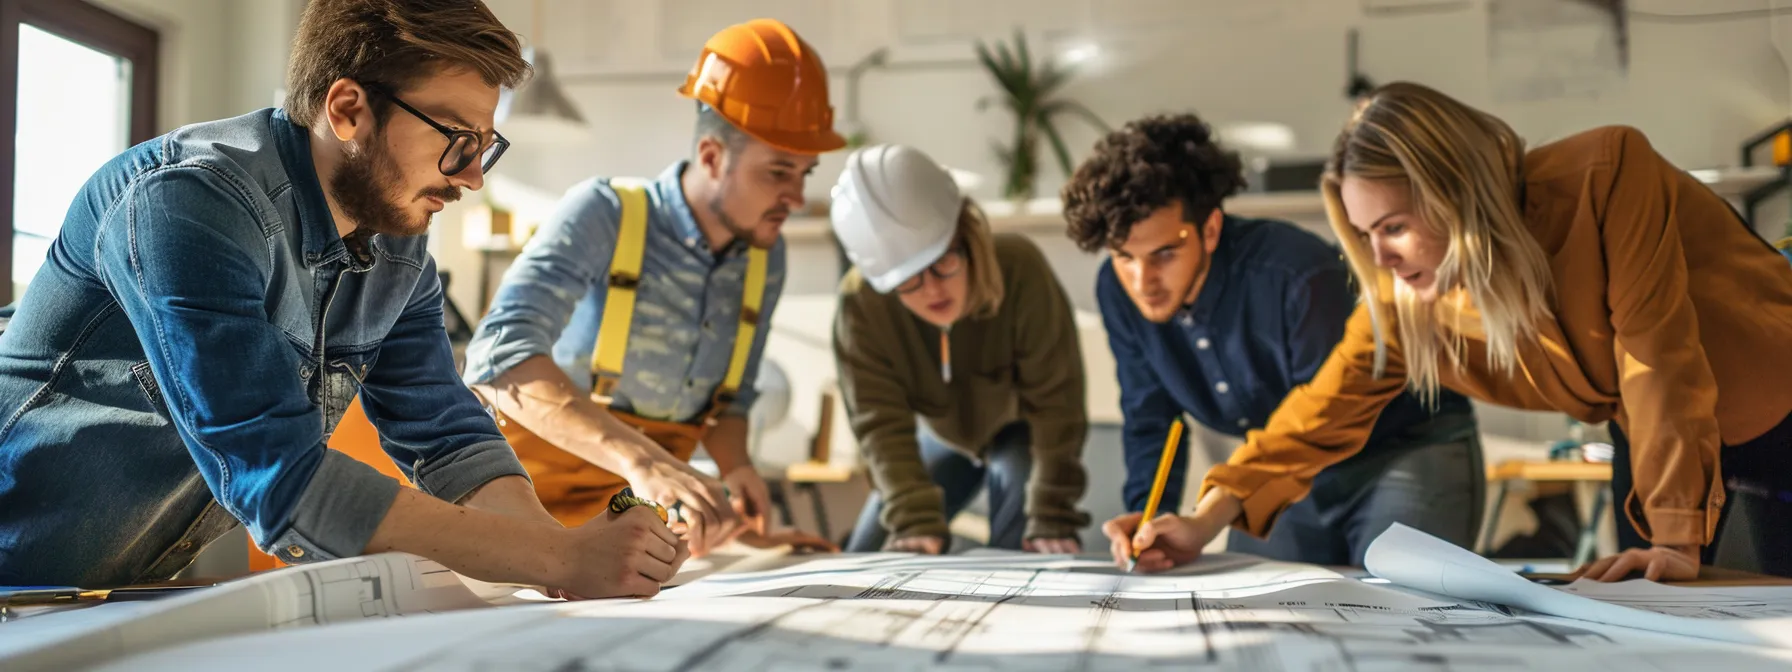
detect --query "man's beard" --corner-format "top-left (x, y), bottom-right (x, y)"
top-left (330, 137), bottom-right (459, 239)
top-left (1135, 249), bottom-right (1211, 323)
top-left (707, 179), bottom-right (787, 251)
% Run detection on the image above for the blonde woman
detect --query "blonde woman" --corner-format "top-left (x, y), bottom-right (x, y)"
top-left (832, 145), bottom-right (1090, 554)
top-left (1106, 82), bottom-right (1792, 580)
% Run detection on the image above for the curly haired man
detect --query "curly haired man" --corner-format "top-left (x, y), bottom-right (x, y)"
top-left (1061, 113), bottom-right (1485, 569)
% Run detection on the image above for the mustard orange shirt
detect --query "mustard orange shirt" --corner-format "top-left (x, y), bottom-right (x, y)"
top-left (1204, 126), bottom-right (1792, 548)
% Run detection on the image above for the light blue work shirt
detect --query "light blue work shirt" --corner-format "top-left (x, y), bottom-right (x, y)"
top-left (464, 162), bottom-right (785, 422)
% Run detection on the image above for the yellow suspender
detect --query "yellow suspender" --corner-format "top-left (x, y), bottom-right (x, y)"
top-left (590, 183), bottom-right (649, 396)
top-left (588, 180), bottom-right (768, 414)
top-left (720, 247), bottom-right (767, 404)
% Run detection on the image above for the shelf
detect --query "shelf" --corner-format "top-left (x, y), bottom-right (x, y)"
top-left (784, 166), bottom-right (1783, 244)
top-left (1687, 165), bottom-right (1784, 198)
top-left (782, 190), bottom-right (1331, 243)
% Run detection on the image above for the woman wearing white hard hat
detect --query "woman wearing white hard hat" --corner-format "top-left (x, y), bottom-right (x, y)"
top-left (831, 144), bottom-right (1091, 554)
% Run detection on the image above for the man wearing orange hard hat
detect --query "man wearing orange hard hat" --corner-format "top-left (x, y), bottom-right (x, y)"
top-left (465, 19), bottom-right (845, 559)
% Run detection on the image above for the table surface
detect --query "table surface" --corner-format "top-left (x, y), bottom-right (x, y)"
top-left (7, 548), bottom-right (1786, 630)
top-left (1521, 565), bottom-right (1792, 587)
top-left (1488, 460), bottom-right (1613, 482)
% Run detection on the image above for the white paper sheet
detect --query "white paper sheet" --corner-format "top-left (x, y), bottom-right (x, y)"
top-left (660, 551), bottom-right (1343, 602)
top-left (85, 551), bottom-right (1792, 672)
top-left (1364, 522), bottom-right (1792, 647)
top-left (1557, 579), bottom-right (1792, 620)
top-left (0, 552), bottom-right (488, 671)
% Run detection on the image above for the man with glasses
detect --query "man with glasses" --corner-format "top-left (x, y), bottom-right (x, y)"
top-left (0, 0), bottom-right (686, 600)
top-left (465, 18), bottom-right (846, 557)
top-left (373, 83), bottom-right (510, 183)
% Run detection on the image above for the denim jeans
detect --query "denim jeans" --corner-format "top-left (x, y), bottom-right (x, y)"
top-left (1227, 430), bottom-right (1485, 567)
top-left (847, 421), bottom-right (1032, 552)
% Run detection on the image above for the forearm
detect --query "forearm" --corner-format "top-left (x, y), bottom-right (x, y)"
top-left (866, 440), bottom-right (949, 537)
top-left (1187, 486), bottom-right (1244, 542)
top-left (1023, 418), bottom-right (1090, 538)
top-left (472, 355), bottom-right (671, 477)
top-left (363, 486), bottom-right (566, 588)
top-left (705, 416), bottom-right (752, 475)
top-left (456, 475), bottom-right (560, 527)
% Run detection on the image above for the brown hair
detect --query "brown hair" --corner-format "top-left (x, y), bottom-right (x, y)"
top-left (284, 0), bottom-right (531, 126)
top-left (1324, 81), bottom-right (1553, 403)
top-left (957, 199), bottom-right (1006, 320)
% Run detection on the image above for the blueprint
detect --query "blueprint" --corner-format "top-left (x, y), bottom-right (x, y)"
top-left (1365, 523), bottom-right (1792, 648)
top-left (85, 552), bottom-right (1792, 672)
top-left (1557, 579), bottom-right (1792, 621)
top-left (0, 553), bottom-right (487, 671)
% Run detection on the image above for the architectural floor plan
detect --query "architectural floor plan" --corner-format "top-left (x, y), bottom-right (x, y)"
top-left (91, 551), bottom-right (1792, 672)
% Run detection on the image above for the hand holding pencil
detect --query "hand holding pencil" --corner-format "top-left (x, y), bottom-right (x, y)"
top-left (1101, 418), bottom-right (1242, 573)
top-left (1104, 419), bottom-right (1199, 572)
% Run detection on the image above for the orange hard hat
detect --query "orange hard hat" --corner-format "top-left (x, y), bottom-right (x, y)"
top-left (678, 18), bottom-right (847, 155)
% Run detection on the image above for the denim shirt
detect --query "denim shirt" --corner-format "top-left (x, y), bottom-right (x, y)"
top-left (0, 108), bottom-right (528, 587)
top-left (1098, 215), bottom-right (1472, 515)
top-left (463, 162), bottom-right (785, 422)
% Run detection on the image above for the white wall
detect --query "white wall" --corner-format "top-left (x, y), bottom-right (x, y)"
top-left (101, 0), bottom-right (1792, 309)
top-left (88, 0), bottom-right (232, 131)
top-left (222, 0), bottom-right (306, 115)
top-left (456, 0), bottom-right (1792, 451)
top-left (478, 0), bottom-right (1792, 204)
top-left (78, 0), bottom-right (1791, 452)
top-left (461, 0), bottom-right (1792, 318)
top-left (89, 0), bottom-right (305, 131)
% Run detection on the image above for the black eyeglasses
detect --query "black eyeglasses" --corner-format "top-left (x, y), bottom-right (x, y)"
top-left (896, 247), bottom-right (966, 294)
top-left (367, 85), bottom-right (508, 176)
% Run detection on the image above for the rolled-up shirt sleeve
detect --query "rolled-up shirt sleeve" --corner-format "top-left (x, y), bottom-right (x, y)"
top-left (1201, 298), bottom-right (1408, 538)
top-left (358, 255), bottom-right (529, 505)
top-left (463, 179), bottom-right (619, 386)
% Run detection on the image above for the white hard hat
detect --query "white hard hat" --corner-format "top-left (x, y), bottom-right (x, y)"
top-left (829, 144), bottom-right (962, 294)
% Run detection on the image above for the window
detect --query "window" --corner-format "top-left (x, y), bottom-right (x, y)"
top-left (0, 0), bottom-right (156, 303)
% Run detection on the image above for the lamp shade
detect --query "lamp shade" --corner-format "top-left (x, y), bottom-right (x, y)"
top-left (496, 46), bottom-right (589, 143)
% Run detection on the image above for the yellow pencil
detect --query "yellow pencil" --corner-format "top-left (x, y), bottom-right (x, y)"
top-left (1129, 418), bottom-right (1183, 572)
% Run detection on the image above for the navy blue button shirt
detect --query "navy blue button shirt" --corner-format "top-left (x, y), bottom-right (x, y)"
top-left (1098, 215), bottom-right (1471, 513)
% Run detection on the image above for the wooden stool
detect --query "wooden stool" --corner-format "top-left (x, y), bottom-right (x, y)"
top-left (771, 461), bottom-right (857, 541)
top-left (1477, 459), bottom-right (1612, 567)
top-left (763, 388), bottom-right (859, 541)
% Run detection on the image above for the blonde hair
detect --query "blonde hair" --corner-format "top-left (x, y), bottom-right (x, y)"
top-left (957, 199), bottom-right (1006, 320)
top-left (1323, 82), bottom-right (1554, 403)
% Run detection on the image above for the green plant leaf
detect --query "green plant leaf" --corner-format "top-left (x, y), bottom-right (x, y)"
top-left (983, 38), bottom-right (1031, 99)
top-left (1040, 115), bottom-right (1075, 178)
top-left (995, 40), bottom-right (1017, 80)
top-left (974, 39), bottom-right (996, 72)
top-left (973, 41), bottom-right (1014, 98)
top-left (1037, 62), bottom-right (1072, 98)
top-left (1013, 28), bottom-right (1032, 86)
top-left (1044, 100), bottom-right (1111, 133)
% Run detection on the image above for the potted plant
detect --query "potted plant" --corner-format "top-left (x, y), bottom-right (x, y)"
top-left (974, 29), bottom-right (1109, 202)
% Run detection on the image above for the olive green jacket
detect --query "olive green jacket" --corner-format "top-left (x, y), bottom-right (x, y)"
top-left (833, 234), bottom-right (1090, 541)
